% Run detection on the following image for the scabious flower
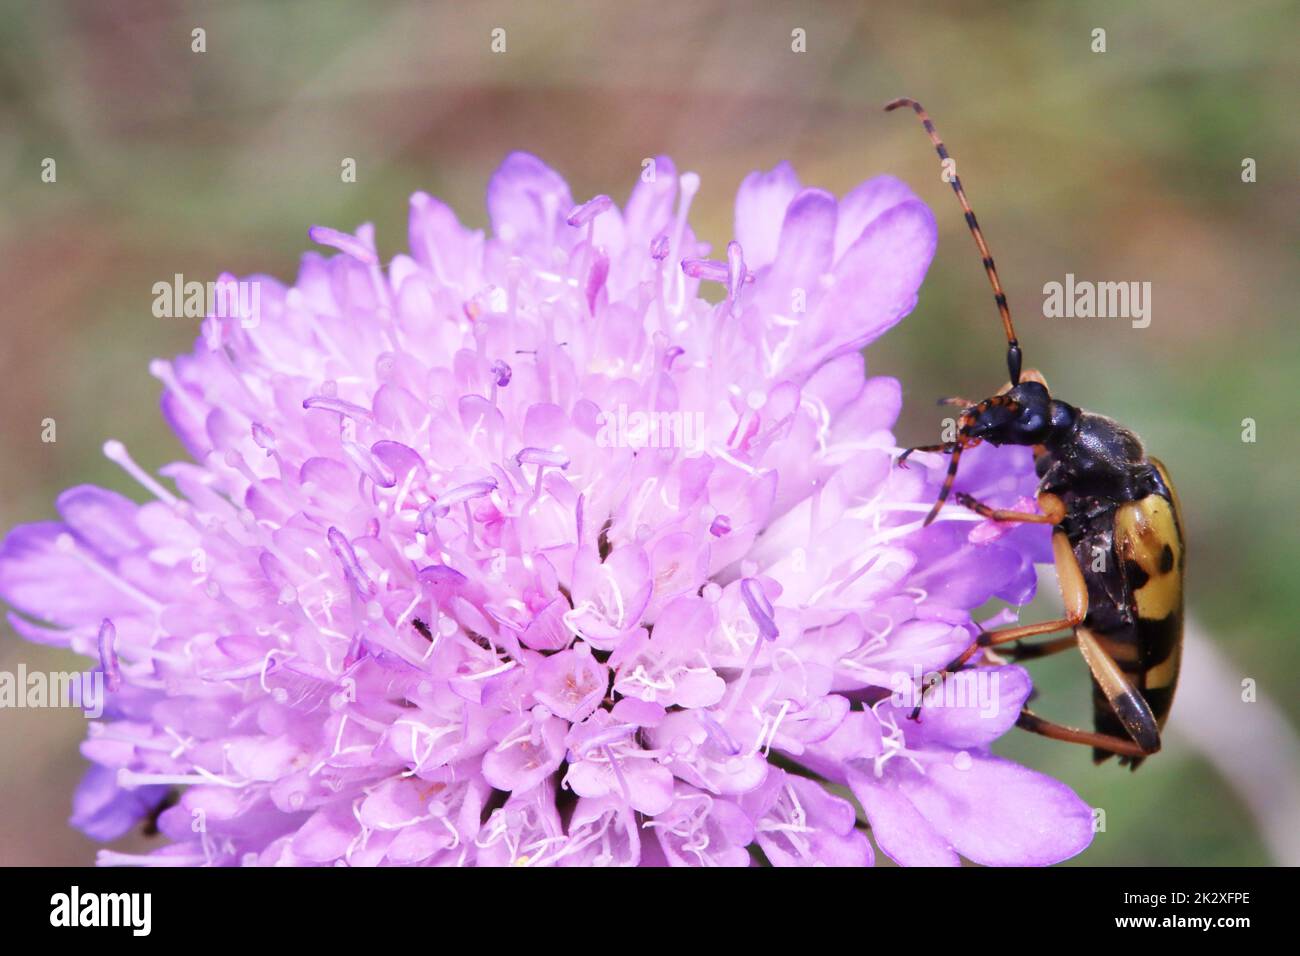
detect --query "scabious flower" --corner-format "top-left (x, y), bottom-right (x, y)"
top-left (0, 152), bottom-right (1093, 866)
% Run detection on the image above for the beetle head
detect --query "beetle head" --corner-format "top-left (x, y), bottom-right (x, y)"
top-left (960, 381), bottom-right (1075, 448)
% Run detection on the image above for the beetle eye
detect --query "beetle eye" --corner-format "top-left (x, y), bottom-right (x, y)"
top-left (1018, 406), bottom-right (1048, 436)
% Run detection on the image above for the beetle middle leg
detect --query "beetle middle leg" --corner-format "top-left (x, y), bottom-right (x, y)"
top-left (910, 526), bottom-right (1088, 720)
top-left (1001, 634), bottom-right (1077, 660)
top-left (948, 527), bottom-right (1087, 673)
top-left (897, 442), bottom-right (960, 467)
top-left (952, 617), bottom-right (1076, 668)
top-left (907, 619), bottom-right (1076, 719)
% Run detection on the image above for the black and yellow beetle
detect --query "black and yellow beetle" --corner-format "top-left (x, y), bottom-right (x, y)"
top-left (887, 98), bottom-right (1185, 769)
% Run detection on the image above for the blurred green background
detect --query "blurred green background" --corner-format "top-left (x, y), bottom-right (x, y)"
top-left (1, 0), bottom-right (1296, 865)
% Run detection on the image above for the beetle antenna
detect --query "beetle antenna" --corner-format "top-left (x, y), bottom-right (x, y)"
top-left (885, 97), bottom-right (1022, 385)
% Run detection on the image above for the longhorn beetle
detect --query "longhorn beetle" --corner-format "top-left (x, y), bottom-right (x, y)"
top-left (886, 98), bottom-right (1184, 769)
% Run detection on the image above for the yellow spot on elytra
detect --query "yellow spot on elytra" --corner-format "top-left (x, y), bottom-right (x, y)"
top-left (1115, 496), bottom-right (1182, 621)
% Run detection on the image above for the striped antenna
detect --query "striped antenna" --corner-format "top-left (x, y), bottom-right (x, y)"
top-left (885, 97), bottom-right (1023, 385)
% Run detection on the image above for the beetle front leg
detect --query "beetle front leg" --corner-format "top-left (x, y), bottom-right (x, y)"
top-left (897, 442), bottom-right (959, 468)
top-left (954, 492), bottom-right (1056, 524)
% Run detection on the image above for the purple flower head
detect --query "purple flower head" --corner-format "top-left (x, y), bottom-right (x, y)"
top-left (0, 151), bottom-right (1092, 866)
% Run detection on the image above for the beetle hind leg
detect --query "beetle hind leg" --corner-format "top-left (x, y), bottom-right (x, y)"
top-left (1015, 708), bottom-right (1160, 764)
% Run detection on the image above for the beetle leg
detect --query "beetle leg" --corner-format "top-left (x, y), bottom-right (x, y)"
top-left (908, 618), bottom-right (1076, 719)
top-left (1015, 708), bottom-right (1157, 760)
top-left (998, 634), bottom-right (1078, 661)
top-left (954, 617), bottom-right (1075, 666)
top-left (911, 535), bottom-right (1090, 721)
top-left (1075, 626), bottom-right (1162, 755)
top-left (951, 531), bottom-right (1088, 671)
top-left (954, 492), bottom-right (1055, 523)
top-left (897, 442), bottom-right (958, 468)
